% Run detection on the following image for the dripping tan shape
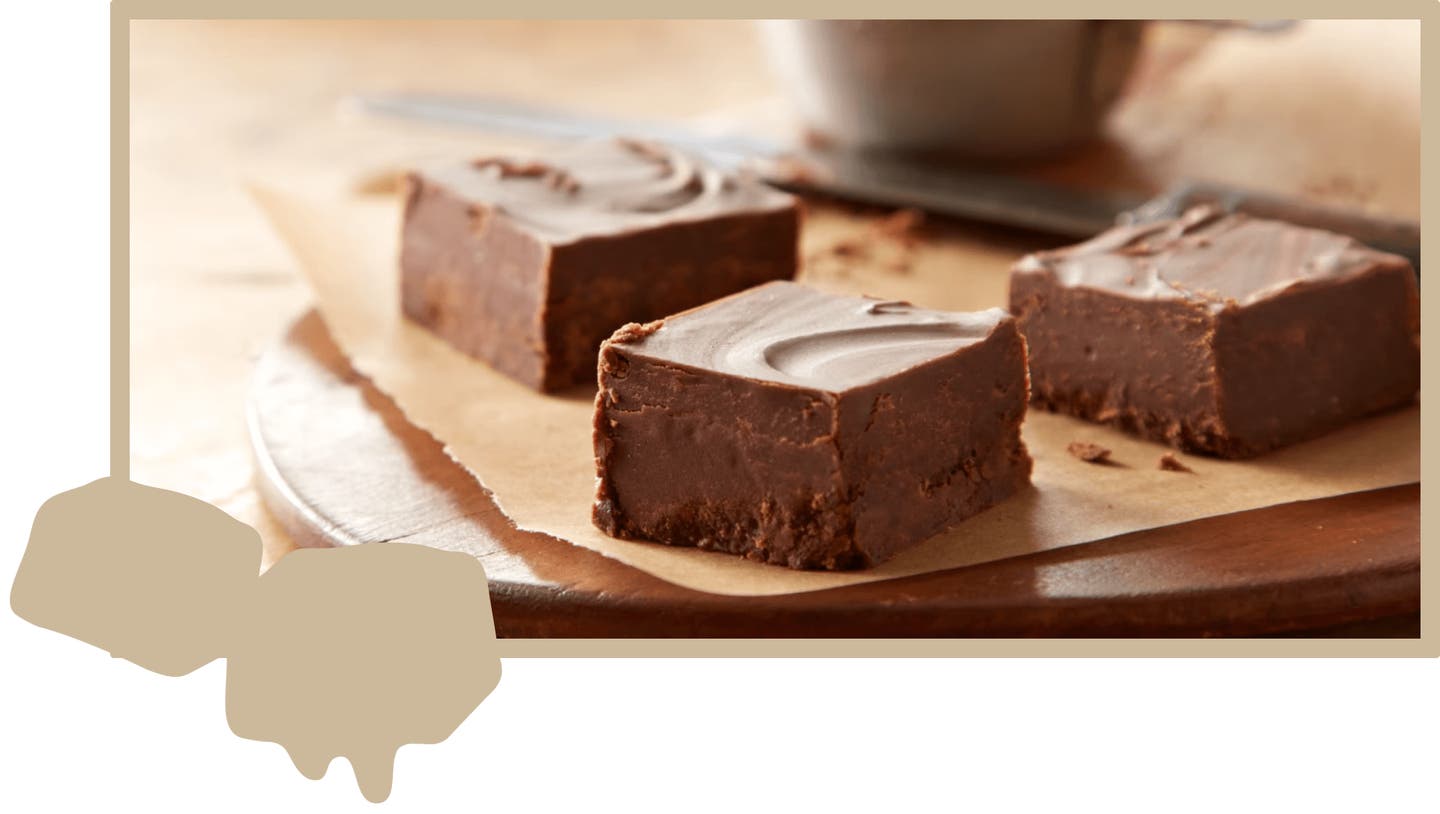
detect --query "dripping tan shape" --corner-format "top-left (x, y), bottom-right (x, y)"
top-left (226, 543), bottom-right (500, 803)
top-left (11, 477), bottom-right (500, 802)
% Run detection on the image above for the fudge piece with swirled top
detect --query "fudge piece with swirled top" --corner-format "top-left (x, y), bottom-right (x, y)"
top-left (400, 138), bottom-right (800, 391)
top-left (591, 281), bottom-right (1033, 571)
top-left (1009, 206), bottom-right (1420, 457)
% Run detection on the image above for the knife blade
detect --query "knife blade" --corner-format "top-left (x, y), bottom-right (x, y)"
top-left (349, 91), bottom-right (1419, 270)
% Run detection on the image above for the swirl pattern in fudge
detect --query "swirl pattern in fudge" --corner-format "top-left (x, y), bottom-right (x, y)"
top-left (421, 138), bottom-right (785, 242)
top-left (1014, 205), bottom-right (1414, 310)
top-left (610, 282), bottom-right (1009, 392)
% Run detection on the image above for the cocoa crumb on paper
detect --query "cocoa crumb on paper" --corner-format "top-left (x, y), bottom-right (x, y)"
top-left (829, 238), bottom-right (870, 260)
top-left (802, 237), bottom-right (872, 279)
top-left (1066, 441), bottom-right (1113, 464)
top-left (872, 207), bottom-right (926, 247)
top-left (1158, 453), bottom-right (1194, 473)
top-left (805, 206), bottom-right (929, 280)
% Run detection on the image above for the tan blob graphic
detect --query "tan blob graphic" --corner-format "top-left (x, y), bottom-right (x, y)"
top-left (11, 477), bottom-right (501, 802)
top-left (226, 543), bottom-right (501, 803)
top-left (11, 477), bottom-right (261, 677)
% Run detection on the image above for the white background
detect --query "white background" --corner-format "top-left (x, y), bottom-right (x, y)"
top-left (0, 3), bottom-right (1435, 812)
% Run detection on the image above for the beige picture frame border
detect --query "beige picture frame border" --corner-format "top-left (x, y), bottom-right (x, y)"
top-left (113, 0), bottom-right (1435, 656)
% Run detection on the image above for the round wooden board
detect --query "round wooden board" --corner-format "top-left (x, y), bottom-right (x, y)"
top-left (247, 311), bottom-right (1420, 638)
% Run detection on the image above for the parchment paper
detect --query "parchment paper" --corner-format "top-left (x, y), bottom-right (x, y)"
top-left (252, 187), bottom-right (1420, 596)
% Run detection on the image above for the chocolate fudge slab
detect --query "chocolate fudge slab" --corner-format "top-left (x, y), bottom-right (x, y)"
top-left (592, 282), bottom-right (1033, 571)
top-left (400, 139), bottom-right (800, 392)
top-left (1009, 206), bottom-right (1420, 458)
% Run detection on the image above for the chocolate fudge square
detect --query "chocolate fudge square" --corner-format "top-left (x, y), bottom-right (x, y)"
top-left (591, 282), bottom-right (1033, 571)
top-left (400, 139), bottom-right (800, 392)
top-left (1009, 206), bottom-right (1420, 458)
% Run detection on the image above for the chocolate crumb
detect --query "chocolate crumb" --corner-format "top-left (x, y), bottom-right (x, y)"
top-left (1158, 453), bottom-right (1194, 473)
top-left (804, 237), bottom-right (872, 277)
top-left (1066, 441), bottom-right (1113, 464)
top-left (830, 239), bottom-right (869, 260)
top-left (803, 207), bottom-right (925, 278)
top-left (872, 208), bottom-right (925, 245)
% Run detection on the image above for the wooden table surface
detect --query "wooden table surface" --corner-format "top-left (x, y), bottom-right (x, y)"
top-left (130, 20), bottom-right (1420, 613)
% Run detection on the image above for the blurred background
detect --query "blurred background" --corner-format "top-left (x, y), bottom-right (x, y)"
top-left (128, 20), bottom-right (1419, 554)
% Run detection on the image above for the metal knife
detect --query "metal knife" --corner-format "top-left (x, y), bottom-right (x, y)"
top-left (351, 91), bottom-right (1419, 270)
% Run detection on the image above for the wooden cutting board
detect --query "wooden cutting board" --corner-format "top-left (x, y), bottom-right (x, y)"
top-left (247, 311), bottom-right (1419, 638)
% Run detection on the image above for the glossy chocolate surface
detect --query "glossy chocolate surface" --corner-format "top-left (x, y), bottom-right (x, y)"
top-left (626, 283), bottom-right (1010, 391)
top-left (423, 139), bottom-right (794, 242)
top-left (1015, 205), bottom-right (1415, 309)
